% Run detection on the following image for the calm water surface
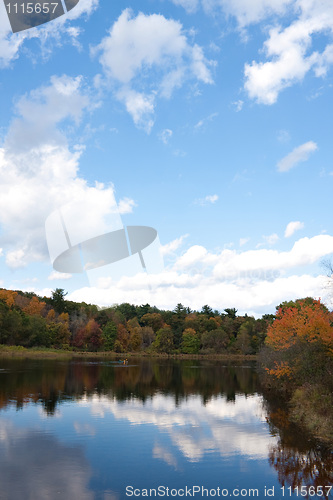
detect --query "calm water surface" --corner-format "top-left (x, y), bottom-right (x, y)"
top-left (0, 358), bottom-right (332, 500)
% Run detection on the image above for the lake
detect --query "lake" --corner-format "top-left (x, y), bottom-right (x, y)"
top-left (0, 358), bottom-right (332, 500)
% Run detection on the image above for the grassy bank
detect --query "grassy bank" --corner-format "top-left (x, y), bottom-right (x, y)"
top-left (0, 344), bottom-right (257, 361)
top-left (290, 384), bottom-right (333, 444)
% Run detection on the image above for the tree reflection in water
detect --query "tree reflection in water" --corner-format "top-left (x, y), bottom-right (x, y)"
top-left (0, 356), bottom-right (332, 497)
top-left (264, 398), bottom-right (333, 499)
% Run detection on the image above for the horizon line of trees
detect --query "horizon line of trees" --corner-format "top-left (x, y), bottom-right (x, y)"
top-left (1, 288), bottom-right (332, 358)
top-left (0, 287), bottom-right (275, 354)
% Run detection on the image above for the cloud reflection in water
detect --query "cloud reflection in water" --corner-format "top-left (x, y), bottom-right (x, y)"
top-left (78, 393), bottom-right (276, 462)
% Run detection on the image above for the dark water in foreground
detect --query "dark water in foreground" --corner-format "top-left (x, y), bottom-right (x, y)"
top-left (0, 358), bottom-right (332, 500)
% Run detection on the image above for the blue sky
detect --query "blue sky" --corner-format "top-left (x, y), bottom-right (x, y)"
top-left (0, 0), bottom-right (332, 316)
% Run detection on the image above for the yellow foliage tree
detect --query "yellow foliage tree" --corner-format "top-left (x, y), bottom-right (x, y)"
top-left (0, 289), bottom-right (18, 308)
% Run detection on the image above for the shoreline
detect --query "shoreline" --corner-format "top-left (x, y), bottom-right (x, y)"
top-left (0, 345), bottom-right (257, 361)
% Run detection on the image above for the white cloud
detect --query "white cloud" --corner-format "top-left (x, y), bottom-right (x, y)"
top-left (5, 248), bottom-right (26, 269)
top-left (67, 232), bottom-right (332, 315)
top-left (285, 221), bottom-right (305, 238)
top-left (277, 141), bottom-right (318, 172)
top-left (0, 76), bottom-right (121, 270)
top-left (244, 0), bottom-right (333, 104)
top-left (262, 233), bottom-right (279, 246)
top-left (171, 0), bottom-right (199, 14)
top-left (92, 9), bottom-right (187, 84)
top-left (63, 0), bottom-right (99, 20)
top-left (171, 0), bottom-right (333, 104)
top-left (232, 100), bottom-right (244, 112)
top-left (194, 112), bottom-right (218, 130)
top-left (195, 194), bottom-right (219, 205)
top-left (48, 271), bottom-right (72, 280)
top-left (161, 234), bottom-right (189, 256)
top-left (92, 9), bottom-right (214, 131)
top-left (201, 0), bottom-right (293, 27)
top-left (239, 238), bottom-right (250, 247)
top-left (158, 129), bottom-right (173, 145)
top-left (118, 89), bottom-right (155, 134)
top-left (211, 235), bottom-right (333, 279)
top-left (0, 3), bottom-right (25, 67)
top-left (206, 194), bottom-right (219, 204)
top-left (5, 75), bottom-right (90, 153)
top-left (117, 197), bottom-right (137, 214)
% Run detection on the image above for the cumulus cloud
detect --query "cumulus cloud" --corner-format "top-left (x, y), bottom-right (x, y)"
top-left (170, 0), bottom-right (333, 103)
top-left (285, 221), bottom-right (304, 238)
top-left (117, 197), bottom-right (137, 214)
top-left (201, 0), bottom-right (293, 27)
top-left (0, 75), bottom-right (122, 270)
top-left (67, 234), bottom-right (333, 315)
top-left (92, 9), bottom-right (214, 131)
top-left (5, 75), bottom-right (90, 153)
top-left (277, 141), bottom-right (318, 172)
top-left (244, 0), bottom-right (333, 104)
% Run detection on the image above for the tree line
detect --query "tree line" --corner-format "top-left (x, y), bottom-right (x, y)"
top-left (0, 287), bottom-right (273, 353)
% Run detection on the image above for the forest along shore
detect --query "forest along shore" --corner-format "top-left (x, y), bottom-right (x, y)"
top-left (1, 288), bottom-right (332, 445)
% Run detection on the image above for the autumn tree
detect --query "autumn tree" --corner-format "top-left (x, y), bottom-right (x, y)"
top-left (141, 313), bottom-right (164, 332)
top-left (154, 326), bottom-right (174, 353)
top-left (201, 328), bottom-right (229, 353)
top-left (264, 298), bottom-right (333, 382)
top-left (72, 319), bottom-right (103, 351)
top-left (0, 289), bottom-right (18, 308)
top-left (23, 296), bottom-right (46, 316)
top-left (127, 318), bottom-right (142, 351)
top-left (116, 323), bottom-right (130, 352)
top-left (141, 326), bottom-right (155, 349)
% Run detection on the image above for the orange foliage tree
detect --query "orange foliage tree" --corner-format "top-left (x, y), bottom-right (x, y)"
top-left (265, 299), bottom-right (333, 379)
top-left (23, 296), bottom-right (46, 316)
